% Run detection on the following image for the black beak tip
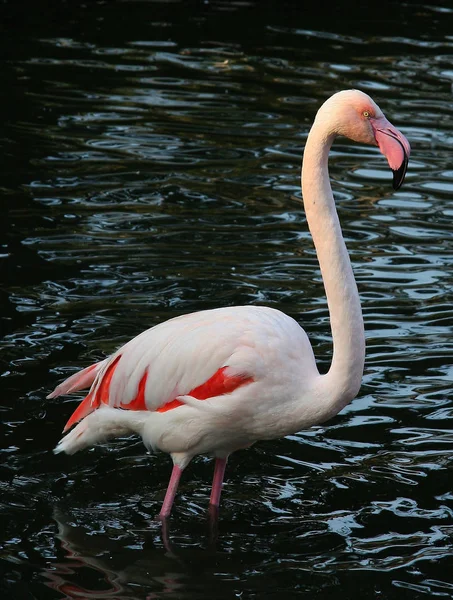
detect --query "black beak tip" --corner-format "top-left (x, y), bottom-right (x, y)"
top-left (392, 154), bottom-right (409, 191)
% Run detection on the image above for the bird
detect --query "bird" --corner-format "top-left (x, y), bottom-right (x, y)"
top-left (50, 90), bottom-right (410, 519)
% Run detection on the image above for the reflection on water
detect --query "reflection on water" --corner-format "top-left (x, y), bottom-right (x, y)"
top-left (2, 1), bottom-right (453, 599)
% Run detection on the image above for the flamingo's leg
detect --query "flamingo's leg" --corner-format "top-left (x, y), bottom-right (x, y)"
top-left (209, 457), bottom-right (228, 508)
top-left (159, 464), bottom-right (183, 519)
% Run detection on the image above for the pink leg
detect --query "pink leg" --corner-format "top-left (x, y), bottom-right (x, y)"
top-left (209, 457), bottom-right (228, 508)
top-left (159, 464), bottom-right (183, 519)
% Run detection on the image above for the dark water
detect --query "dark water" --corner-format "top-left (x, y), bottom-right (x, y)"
top-left (2, 1), bottom-right (453, 598)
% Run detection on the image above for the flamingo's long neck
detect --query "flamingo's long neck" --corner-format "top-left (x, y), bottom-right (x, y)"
top-left (301, 119), bottom-right (365, 414)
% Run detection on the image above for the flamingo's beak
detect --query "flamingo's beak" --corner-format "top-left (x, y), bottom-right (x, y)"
top-left (371, 116), bottom-right (411, 190)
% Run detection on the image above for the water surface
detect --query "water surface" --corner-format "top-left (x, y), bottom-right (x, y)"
top-left (2, 1), bottom-right (453, 599)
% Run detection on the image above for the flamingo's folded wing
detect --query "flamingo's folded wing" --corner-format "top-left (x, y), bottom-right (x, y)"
top-left (47, 360), bottom-right (107, 399)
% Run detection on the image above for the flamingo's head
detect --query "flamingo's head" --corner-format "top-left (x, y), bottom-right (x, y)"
top-left (317, 89), bottom-right (411, 190)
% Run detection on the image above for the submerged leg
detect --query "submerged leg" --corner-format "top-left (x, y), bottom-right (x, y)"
top-left (209, 457), bottom-right (228, 508)
top-left (159, 464), bottom-right (183, 519)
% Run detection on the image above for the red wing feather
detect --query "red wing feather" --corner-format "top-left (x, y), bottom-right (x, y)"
top-left (63, 361), bottom-right (253, 430)
top-left (63, 355), bottom-right (121, 432)
top-left (157, 367), bottom-right (254, 413)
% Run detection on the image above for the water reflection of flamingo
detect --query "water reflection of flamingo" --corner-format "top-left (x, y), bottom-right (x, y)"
top-left (43, 509), bottom-right (187, 598)
top-left (50, 90), bottom-right (410, 519)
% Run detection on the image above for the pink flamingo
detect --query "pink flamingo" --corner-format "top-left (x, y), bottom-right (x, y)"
top-left (51, 90), bottom-right (410, 519)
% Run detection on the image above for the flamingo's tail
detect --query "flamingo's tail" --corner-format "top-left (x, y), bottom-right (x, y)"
top-left (54, 406), bottom-right (149, 455)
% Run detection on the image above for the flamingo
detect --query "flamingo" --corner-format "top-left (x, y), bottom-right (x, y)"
top-left (50, 90), bottom-right (410, 519)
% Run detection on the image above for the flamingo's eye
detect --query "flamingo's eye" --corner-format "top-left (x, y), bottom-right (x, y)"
top-left (363, 110), bottom-right (371, 118)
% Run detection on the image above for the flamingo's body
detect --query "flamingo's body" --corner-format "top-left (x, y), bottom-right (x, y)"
top-left (51, 90), bottom-right (410, 518)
